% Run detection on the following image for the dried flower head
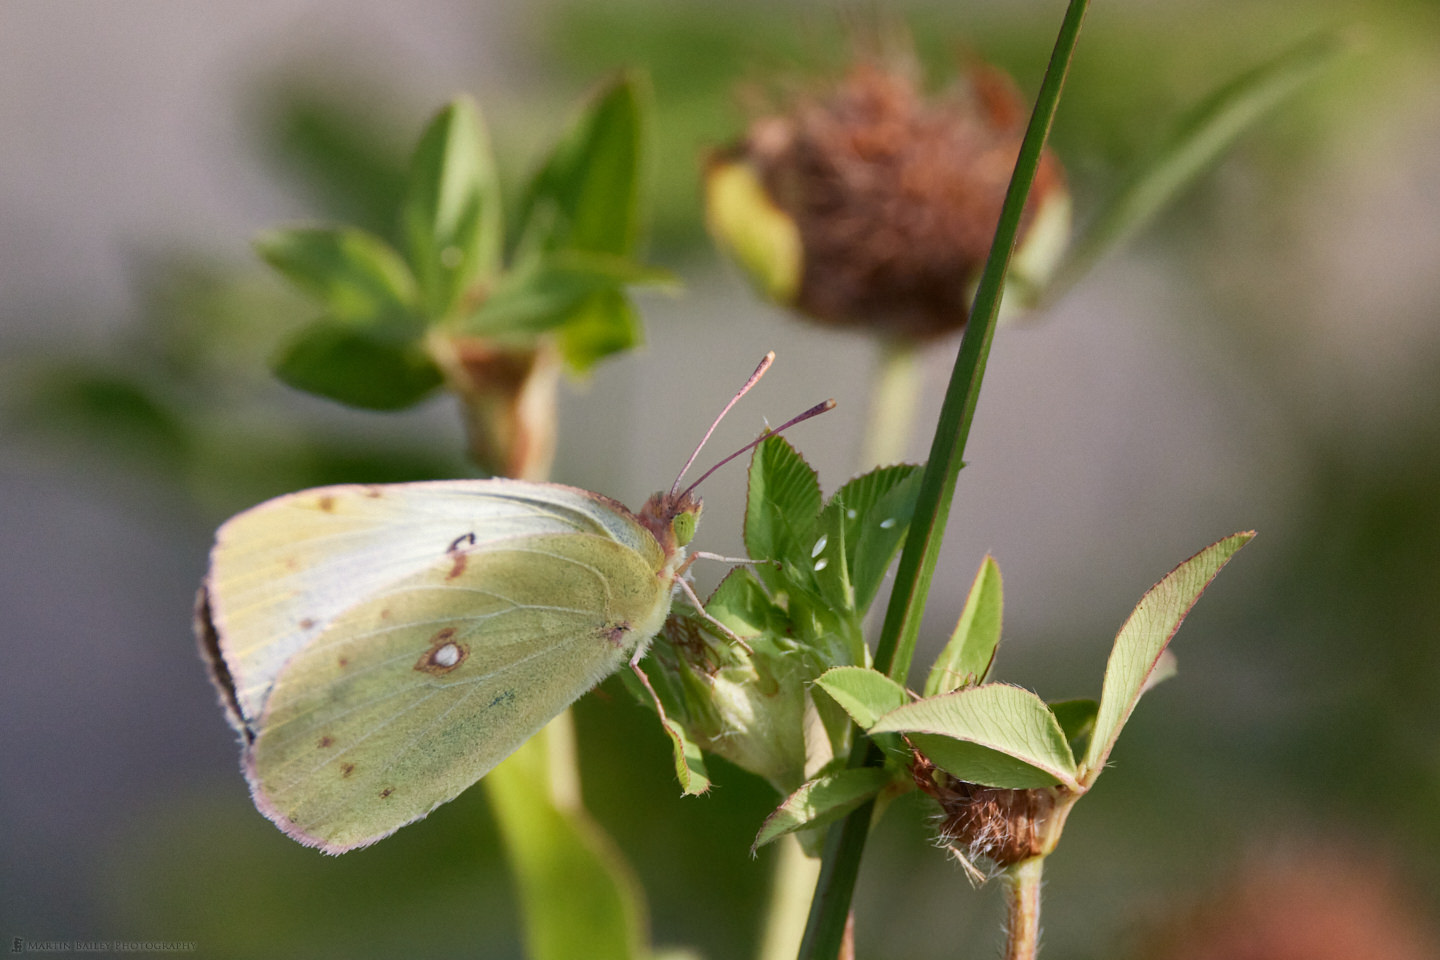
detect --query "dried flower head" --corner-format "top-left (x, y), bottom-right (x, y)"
top-left (912, 750), bottom-right (1059, 872)
top-left (707, 53), bottom-right (1070, 339)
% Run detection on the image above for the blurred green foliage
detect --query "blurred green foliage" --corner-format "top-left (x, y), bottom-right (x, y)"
top-left (7, 1), bottom-right (1440, 958)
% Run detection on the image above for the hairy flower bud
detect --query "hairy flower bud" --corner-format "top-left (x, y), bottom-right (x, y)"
top-left (707, 55), bottom-right (1070, 338)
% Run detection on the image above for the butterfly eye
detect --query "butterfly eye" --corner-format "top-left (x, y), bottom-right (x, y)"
top-left (671, 509), bottom-right (699, 548)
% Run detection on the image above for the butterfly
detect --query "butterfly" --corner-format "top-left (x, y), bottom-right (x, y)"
top-left (197, 352), bottom-right (832, 853)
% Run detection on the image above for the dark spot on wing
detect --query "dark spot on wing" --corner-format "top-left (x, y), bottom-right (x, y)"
top-left (337, 657), bottom-right (349, 668)
top-left (600, 621), bottom-right (632, 648)
top-left (379, 608), bottom-right (392, 620)
top-left (363, 486), bottom-right (383, 498)
top-left (318, 495), bottom-right (336, 512)
top-left (317, 735), bottom-right (334, 748)
top-left (445, 533), bottom-right (476, 580)
top-left (340, 762), bottom-right (356, 778)
top-left (379, 787), bottom-right (394, 799)
top-left (300, 617), bottom-right (316, 630)
top-left (489, 690), bottom-right (516, 708)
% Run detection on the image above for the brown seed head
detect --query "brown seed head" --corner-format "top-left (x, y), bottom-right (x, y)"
top-left (718, 54), bottom-right (1068, 340)
top-left (912, 751), bottom-right (1057, 868)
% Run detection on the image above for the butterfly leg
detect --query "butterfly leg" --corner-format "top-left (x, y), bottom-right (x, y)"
top-left (673, 576), bottom-right (755, 655)
top-left (628, 654), bottom-right (673, 728)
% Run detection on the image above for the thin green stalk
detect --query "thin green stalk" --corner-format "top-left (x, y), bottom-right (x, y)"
top-left (1003, 858), bottom-right (1045, 960)
top-left (796, 4), bottom-right (1090, 958)
top-left (862, 340), bottom-right (923, 467)
top-left (755, 835), bottom-right (823, 960)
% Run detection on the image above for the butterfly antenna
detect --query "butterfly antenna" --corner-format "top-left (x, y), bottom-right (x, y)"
top-left (670, 351), bottom-right (776, 496)
top-left (679, 398), bottom-right (836, 500)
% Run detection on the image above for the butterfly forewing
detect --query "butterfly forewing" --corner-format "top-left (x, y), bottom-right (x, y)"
top-left (201, 479), bottom-right (675, 852)
top-left (204, 480), bottom-right (660, 727)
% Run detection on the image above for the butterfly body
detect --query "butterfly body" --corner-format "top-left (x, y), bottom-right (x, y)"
top-left (199, 479), bottom-right (696, 853)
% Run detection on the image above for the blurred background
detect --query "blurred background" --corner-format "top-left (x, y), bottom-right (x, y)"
top-left (3, 1), bottom-right (1438, 957)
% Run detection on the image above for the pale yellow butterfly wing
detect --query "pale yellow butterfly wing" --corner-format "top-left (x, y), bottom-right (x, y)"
top-left (199, 480), bottom-right (673, 852)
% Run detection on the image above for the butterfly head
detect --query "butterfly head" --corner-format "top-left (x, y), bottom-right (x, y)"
top-left (638, 490), bottom-right (703, 556)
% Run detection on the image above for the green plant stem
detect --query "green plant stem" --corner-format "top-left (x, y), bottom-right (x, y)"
top-left (1003, 858), bottom-right (1045, 960)
top-left (872, 0), bottom-right (1089, 687)
top-left (796, 4), bottom-right (1090, 958)
top-left (862, 340), bottom-right (922, 467)
top-left (755, 835), bottom-right (823, 960)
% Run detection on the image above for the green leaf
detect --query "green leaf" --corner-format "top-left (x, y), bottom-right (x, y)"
top-left (657, 708), bottom-right (711, 796)
top-left (557, 288), bottom-right (643, 374)
top-left (705, 566), bottom-right (789, 640)
top-left (850, 467), bottom-right (925, 613)
top-left (828, 464), bottom-right (922, 611)
top-left (516, 71), bottom-right (649, 256)
top-left (809, 498), bottom-right (855, 614)
top-left (1082, 532), bottom-right (1254, 780)
top-left (1053, 30), bottom-right (1353, 295)
top-left (1048, 698), bottom-right (1099, 763)
top-left (907, 735), bottom-right (1064, 791)
top-left (271, 317), bottom-right (443, 410)
top-left (752, 768), bottom-right (890, 853)
top-left (813, 667), bottom-right (909, 731)
top-left (924, 555), bottom-right (1003, 696)
top-left (744, 436), bottom-right (823, 591)
top-left (461, 250), bottom-right (672, 338)
top-left (1143, 649), bottom-right (1179, 694)
top-left (486, 734), bottom-right (648, 960)
top-left (402, 96), bottom-right (502, 317)
top-left (256, 227), bottom-right (416, 323)
top-left (871, 684), bottom-right (1079, 790)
